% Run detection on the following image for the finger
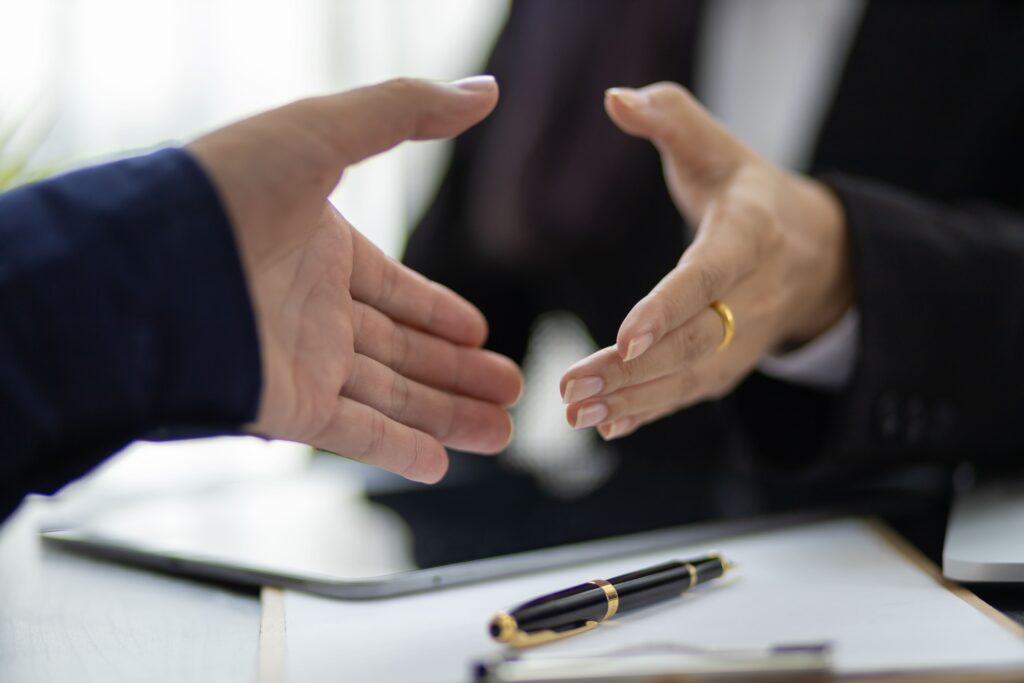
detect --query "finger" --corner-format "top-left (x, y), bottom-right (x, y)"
top-left (615, 187), bottom-right (771, 362)
top-left (352, 301), bottom-right (522, 406)
top-left (343, 354), bottom-right (514, 454)
top-left (604, 82), bottom-right (746, 188)
top-left (349, 227), bottom-right (489, 347)
top-left (308, 76), bottom-right (499, 172)
top-left (597, 409), bottom-right (663, 441)
top-left (565, 370), bottom-right (701, 432)
top-left (560, 306), bottom-right (725, 403)
top-left (313, 396), bottom-right (449, 484)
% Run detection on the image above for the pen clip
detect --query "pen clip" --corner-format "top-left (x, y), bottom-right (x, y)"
top-left (502, 620), bottom-right (601, 648)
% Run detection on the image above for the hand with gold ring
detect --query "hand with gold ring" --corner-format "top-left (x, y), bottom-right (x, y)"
top-left (560, 82), bottom-right (854, 440)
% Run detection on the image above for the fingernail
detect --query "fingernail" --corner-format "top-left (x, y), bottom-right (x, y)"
top-left (511, 377), bottom-right (525, 408)
top-left (606, 87), bottom-right (651, 110)
top-left (600, 418), bottom-right (631, 441)
top-left (503, 413), bottom-right (515, 449)
top-left (451, 75), bottom-right (497, 92)
top-left (624, 333), bottom-right (654, 362)
top-left (563, 376), bottom-right (604, 405)
top-left (574, 403), bottom-right (609, 430)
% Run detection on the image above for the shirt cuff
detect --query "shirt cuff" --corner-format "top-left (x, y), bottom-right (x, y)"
top-left (757, 309), bottom-right (859, 392)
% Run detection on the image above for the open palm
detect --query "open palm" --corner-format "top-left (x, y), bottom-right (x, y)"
top-left (188, 78), bottom-right (522, 482)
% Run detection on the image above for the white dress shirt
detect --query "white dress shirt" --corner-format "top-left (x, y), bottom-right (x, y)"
top-left (695, 0), bottom-right (865, 392)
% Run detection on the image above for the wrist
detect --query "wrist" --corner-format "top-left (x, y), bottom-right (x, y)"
top-left (780, 176), bottom-right (855, 349)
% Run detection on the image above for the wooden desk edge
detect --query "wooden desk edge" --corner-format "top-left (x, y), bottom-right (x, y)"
top-left (865, 517), bottom-right (1024, 638)
top-left (258, 586), bottom-right (287, 683)
top-left (858, 518), bottom-right (1024, 682)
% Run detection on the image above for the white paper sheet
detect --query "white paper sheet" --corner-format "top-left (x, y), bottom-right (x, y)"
top-left (284, 518), bottom-right (1024, 682)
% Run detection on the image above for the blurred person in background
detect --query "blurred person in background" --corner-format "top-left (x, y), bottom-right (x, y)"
top-left (0, 77), bottom-right (523, 521)
top-left (405, 0), bottom-right (1024, 480)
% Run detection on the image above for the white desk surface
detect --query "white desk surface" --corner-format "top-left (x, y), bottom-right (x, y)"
top-left (6, 502), bottom-right (1024, 683)
top-left (280, 518), bottom-right (1024, 683)
top-left (0, 499), bottom-right (261, 683)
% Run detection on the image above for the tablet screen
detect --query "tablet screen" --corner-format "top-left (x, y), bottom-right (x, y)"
top-left (40, 449), bottom-right (923, 596)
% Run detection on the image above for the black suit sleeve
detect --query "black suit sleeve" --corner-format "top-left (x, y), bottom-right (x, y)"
top-left (737, 175), bottom-right (1024, 471)
top-left (0, 149), bottom-right (261, 520)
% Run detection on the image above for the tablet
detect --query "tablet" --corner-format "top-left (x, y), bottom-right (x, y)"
top-left (40, 452), bottom-right (894, 599)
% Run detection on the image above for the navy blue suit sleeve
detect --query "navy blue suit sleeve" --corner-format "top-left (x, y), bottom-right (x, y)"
top-left (0, 148), bottom-right (261, 519)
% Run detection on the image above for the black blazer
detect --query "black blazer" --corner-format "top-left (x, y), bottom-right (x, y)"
top-left (404, 0), bottom-right (1024, 473)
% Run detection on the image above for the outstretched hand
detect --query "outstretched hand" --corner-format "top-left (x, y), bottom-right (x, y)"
top-left (561, 82), bottom-right (853, 440)
top-left (188, 77), bottom-right (522, 483)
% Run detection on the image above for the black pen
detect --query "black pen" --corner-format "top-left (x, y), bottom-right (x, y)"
top-left (489, 554), bottom-right (733, 648)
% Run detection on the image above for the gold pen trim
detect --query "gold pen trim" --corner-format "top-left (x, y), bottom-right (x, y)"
top-left (488, 611), bottom-right (600, 648)
top-left (711, 552), bottom-right (735, 573)
top-left (685, 562), bottom-right (698, 589)
top-left (490, 580), bottom-right (619, 649)
top-left (491, 555), bottom-right (735, 648)
top-left (588, 579), bottom-right (619, 620)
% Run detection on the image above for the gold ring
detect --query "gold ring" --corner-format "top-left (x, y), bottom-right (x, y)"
top-left (710, 301), bottom-right (735, 352)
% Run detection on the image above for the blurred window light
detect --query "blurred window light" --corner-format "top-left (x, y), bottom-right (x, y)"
top-left (1, 0), bottom-right (508, 256)
top-left (508, 312), bottom-right (617, 500)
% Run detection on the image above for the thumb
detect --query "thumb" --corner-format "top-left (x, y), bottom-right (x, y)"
top-left (604, 82), bottom-right (749, 216)
top-left (187, 76), bottom-right (498, 266)
top-left (309, 76), bottom-right (499, 171)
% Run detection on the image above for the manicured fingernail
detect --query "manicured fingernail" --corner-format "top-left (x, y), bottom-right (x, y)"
top-left (600, 418), bottom-right (632, 441)
top-left (563, 376), bottom-right (604, 404)
top-left (624, 333), bottom-right (654, 362)
top-left (503, 413), bottom-right (515, 449)
top-left (606, 87), bottom-right (651, 110)
top-left (511, 378), bottom-right (526, 407)
top-left (574, 403), bottom-right (609, 429)
top-left (451, 75), bottom-right (497, 92)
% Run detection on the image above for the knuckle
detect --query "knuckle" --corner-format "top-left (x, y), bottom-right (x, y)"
top-left (759, 217), bottom-right (785, 255)
top-left (647, 84), bottom-right (697, 146)
top-left (423, 285), bottom-right (442, 332)
top-left (351, 302), bottom-right (368, 336)
top-left (743, 197), bottom-right (775, 228)
top-left (400, 431), bottom-right (425, 478)
top-left (601, 393), bottom-right (628, 419)
top-left (652, 81), bottom-right (695, 109)
top-left (720, 186), bottom-right (769, 223)
top-left (696, 262), bottom-right (726, 302)
top-left (387, 76), bottom-right (421, 96)
top-left (643, 288), bottom-right (678, 334)
top-left (378, 260), bottom-right (399, 307)
top-left (388, 374), bottom-right (412, 423)
top-left (362, 411), bottom-right (387, 461)
top-left (379, 78), bottom-right (423, 137)
top-left (675, 323), bottom-right (710, 362)
top-left (617, 359), bottom-right (638, 389)
top-left (438, 395), bottom-right (457, 441)
top-left (657, 296), bottom-right (681, 332)
top-left (447, 347), bottom-right (465, 394)
top-left (390, 325), bottom-right (411, 369)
